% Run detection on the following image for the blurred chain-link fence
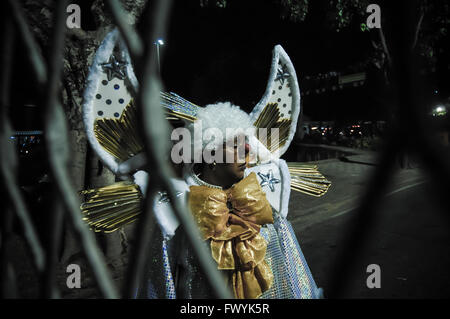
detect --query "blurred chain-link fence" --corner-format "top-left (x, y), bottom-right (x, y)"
top-left (1, 0), bottom-right (449, 299)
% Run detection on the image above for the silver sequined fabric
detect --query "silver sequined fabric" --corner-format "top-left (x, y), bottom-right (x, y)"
top-left (136, 210), bottom-right (323, 299)
top-left (134, 229), bottom-right (177, 299)
top-left (259, 211), bottom-right (323, 299)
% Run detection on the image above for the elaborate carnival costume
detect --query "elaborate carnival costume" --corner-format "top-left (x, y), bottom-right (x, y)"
top-left (81, 29), bottom-right (331, 299)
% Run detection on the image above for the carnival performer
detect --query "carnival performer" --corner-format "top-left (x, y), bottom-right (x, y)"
top-left (80, 29), bottom-right (330, 299)
top-left (168, 102), bottom-right (324, 299)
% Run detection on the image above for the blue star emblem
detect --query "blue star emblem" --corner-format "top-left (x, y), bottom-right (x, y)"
top-left (274, 65), bottom-right (290, 85)
top-left (100, 54), bottom-right (128, 81)
top-left (257, 169), bottom-right (280, 192)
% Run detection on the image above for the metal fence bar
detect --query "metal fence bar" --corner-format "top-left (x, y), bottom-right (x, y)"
top-left (110, 0), bottom-right (162, 299)
top-left (1, 14), bottom-right (18, 300)
top-left (327, 0), bottom-right (450, 297)
top-left (326, 136), bottom-right (399, 297)
top-left (106, 0), bottom-right (144, 59)
top-left (1, 0), bottom-right (448, 300)
top-left (326, 2), bottom-right (410, 297)
top-left (392, 3), bottom-right (450, 210)
top-left (41, 0), bottom-right (119, 299)
top-left (121, 186), bottom-right (159, 298)
top-left (115, 0), bottom-right (233, 298)
top-left (40, 2), bottom-right (67, 297)
top-left (0, 206), bottom-right (18, 298)
top-left (402, 24), bottom-right (450, 218)
top-left (7, 0), bottom-right (47, 86)
top-left (138, 2), bottom-right (234, 298)
top-left (41, 201), bottom-right (64, 298)
top-left (0, 12), bottom-right (46, 277)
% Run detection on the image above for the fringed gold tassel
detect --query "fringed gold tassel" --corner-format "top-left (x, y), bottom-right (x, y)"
top-left (287, 163), bottom-right (332, 197)
top-left (80, 181), bottom-right (143, 233)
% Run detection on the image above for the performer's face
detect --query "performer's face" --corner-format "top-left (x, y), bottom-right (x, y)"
top-left (217, 135), bottom-right (250, 182)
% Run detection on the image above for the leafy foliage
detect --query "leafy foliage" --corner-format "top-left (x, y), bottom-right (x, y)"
top-left (277, 0), bottom-right (310, 23)
top-left (415, 1), bottom-right (450, 67)
top-left (199, 0), bottom-right (227, 8)
top-left (198, 0), bottom-right (450, 80)
top-left (326, 0), bottom-right (371, 32)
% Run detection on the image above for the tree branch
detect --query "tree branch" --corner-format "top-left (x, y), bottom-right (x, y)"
top-left (379, 26), bottom-right (392, 68)
top-left (412, 10), bottom-right (425, 49)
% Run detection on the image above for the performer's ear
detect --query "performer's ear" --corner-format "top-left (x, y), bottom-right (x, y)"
top-left (209, 150), bottom-right (217, 170)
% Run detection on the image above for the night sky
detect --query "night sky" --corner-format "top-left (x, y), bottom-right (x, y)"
top-left (11, 0), bottom-right (450, 131)
top-left (162, 0), bottom-right (376, 120)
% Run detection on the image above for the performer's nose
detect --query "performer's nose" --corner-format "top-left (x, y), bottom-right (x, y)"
top-left (244, 143), bottom-right (250, 154)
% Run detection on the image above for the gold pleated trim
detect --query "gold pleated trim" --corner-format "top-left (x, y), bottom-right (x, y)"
top-left (94, 100), bottom-right (144, 162)
top-left (253, 103), bottom-right (292, 153)
top-left (287, 162), bottom-right (332, 197)
top-left (80, 181), bottom-right (142, 233)
top-left (94, 97), bottom-right (199, 162)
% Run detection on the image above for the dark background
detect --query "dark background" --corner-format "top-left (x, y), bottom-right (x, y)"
top-left (159, 0), bottom-right (449, 121)
top-left (11, 0), bottom-right (450, 128)
top-left (162, 0), bottom-right (376, 119)
top-left (3, 0), bottom-right (450, 299)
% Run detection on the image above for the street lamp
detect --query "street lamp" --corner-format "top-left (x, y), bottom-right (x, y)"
top-left (155, 38), bottom-right (164, 75)
top-left (432, 104), bottom-right (447, 117)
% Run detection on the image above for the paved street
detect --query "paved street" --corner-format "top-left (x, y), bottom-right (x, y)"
top-left (289, 149), bottom-right (450, 298)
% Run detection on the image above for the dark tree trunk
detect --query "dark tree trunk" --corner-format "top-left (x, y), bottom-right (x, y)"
top-left (22, 0), bottom-right (147, 268)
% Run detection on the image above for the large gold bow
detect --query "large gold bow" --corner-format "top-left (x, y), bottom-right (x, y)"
top-left (188, 172), bottom-right (274, 299)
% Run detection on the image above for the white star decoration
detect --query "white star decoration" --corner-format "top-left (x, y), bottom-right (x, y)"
top-left (100, 54), bottom-right (128, 81)
top-left (274, 65), bottom-right (290, 85)
top-left (157, 191), bottom-right (183, 204)
top-left (258, 169), bottom-right (280, 192)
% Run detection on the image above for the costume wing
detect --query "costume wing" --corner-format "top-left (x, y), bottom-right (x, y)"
top-left (250, 45), bottom-right (301, 157)
top-left (81, 29), bottom-right (192, 234)
top-left (83, 29), bottom-right (199, 176)
top-left (249, 45), bottom-right (331, 197)
top-left (83, 29), bottom-right (141, 175)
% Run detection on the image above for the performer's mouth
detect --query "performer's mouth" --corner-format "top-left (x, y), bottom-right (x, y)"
top-left (238, 162), bottom-right (247, 170)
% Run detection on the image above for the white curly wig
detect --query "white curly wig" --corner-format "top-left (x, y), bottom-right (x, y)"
top-left (189, 102), bottom-right (255, 159)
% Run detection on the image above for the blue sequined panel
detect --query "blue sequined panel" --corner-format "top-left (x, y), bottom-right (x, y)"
top-left (259, 211), bottom-right (323, 299)
top-left (134, 232), bottom-right (177, 299)
top-left (161, 238), bottom-right (176, 298)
